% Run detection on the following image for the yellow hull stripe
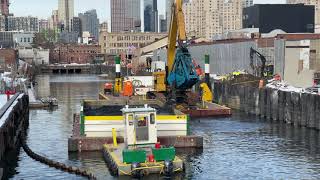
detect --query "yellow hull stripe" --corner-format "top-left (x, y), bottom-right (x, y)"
top-left (85, 116), bottom-right (123, 121)
top-left (85, 115), bottom-right (187, 121)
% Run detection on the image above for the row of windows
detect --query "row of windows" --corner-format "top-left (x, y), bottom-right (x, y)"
top-left (110, 43), bottom-right (144, 48)
top-left (20, 37), bottom-right (31, 43)
top-left (54, 50), bottom-right (98, 54)
top-left (103, 35), bottom-right (159, 42)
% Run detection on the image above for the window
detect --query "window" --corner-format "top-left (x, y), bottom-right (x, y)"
top-left (137, 116), bottom-right (147, 127)
top-left (128, 114), bottom-right (134, 126)
top-left (150, 114), bottom-right (155, 124)
top-left (24, 38), bottom-right (26, 42)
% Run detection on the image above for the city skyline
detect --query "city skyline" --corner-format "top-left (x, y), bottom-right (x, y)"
top-left (10, 0), bottom-right (285, 22)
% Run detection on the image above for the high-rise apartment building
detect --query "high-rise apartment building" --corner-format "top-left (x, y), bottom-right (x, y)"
top-left (49, 10), bottom-right (59, 30)
top-left (7, 16), bottom-right (39, 32)
top-left (166, 0), bottom-right (174, 32)
top-left (39, 19), bottom-right (49, 31)
top-left (159, 15), bottom-right (167, 32)
top-left (71, 17), bottom-right (82, 38)
top-left (144, 0), bottom-right (158, 32)
top-left (79, 9), bottom-right (99, 40)
top-left (0, 15), bottom-right (5, 31)
top-left (183, 0), bottom-right (242, 39)
top-left (243, 0), bottom-right (253, 8)
top-left (0, 0), bottom-right (9, 16)
top-left (58, 0), bottom-right (74, 32)
top-left (111, 0), bottom-right (141, 32)
top-left (287, 0), bottom-right (320, 31)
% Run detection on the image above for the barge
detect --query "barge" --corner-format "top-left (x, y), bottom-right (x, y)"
top-left (102, 105), bottom-right (183, 177)
top-left (99, 91), bottom-right (232, 118)
top-left (68, 98), bottom-right (203, 152)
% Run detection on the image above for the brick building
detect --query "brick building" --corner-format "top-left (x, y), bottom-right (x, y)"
top-left (50, 44), bottom-right (101, 64)
top-left (0, 49), bottom-right (17, 72)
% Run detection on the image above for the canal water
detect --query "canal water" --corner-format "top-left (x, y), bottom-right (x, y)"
top-left (7, 75), bottom-right (320, 180)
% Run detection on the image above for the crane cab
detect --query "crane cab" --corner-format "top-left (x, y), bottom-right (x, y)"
top-left (121, 105), bottom-right (157, 147)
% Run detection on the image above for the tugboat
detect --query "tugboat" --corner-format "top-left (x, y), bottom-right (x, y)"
top-left (103, 104), bottom-right (184, 177)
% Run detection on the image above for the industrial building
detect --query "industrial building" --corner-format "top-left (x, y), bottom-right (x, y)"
top-left (50, 44), bottom-right (101, 64)
top-left (99, 31), bottom-right (167, 54)
top-left (145, 32), bottom-right (320, 88)
top-left (243, 4), bottom-right (315, 33)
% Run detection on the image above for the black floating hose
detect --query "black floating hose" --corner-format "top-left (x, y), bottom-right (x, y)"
top-left (21, 133), bottom-right (96, 180)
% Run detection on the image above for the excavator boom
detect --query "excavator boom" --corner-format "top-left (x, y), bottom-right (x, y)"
top-left (166, 0), bottom-right (199, 91)
top-left (167, 0), bottom-right (187, 73)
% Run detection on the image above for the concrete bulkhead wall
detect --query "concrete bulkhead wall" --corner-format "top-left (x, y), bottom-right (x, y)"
top-left (214, 82), bottom-right (320, 130)
top-left (0, 94), bottom-right (29, 173)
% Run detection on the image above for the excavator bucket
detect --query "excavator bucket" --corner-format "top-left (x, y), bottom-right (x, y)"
top-left (167, 47), bottom-right (199, 90)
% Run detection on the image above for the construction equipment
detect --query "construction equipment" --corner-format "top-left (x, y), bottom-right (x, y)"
top-left (250, 47), bottom-right (274, 78)
top-left (152, 0), bottom-right (208, 104)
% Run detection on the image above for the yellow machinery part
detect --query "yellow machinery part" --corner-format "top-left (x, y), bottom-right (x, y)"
top-left (112, 128), bottom-right (118, 147)
top-left (114, 78), bottom-right (122, 95)
top-left (167, 0), bottom-right (187, 73)
top-left (153, 71), bottom-right (166, 92)
top-left (200, 83), bottom-right (213, 103)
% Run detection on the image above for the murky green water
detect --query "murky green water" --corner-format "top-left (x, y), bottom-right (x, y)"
top-left (7, 75), bottom-right (320, 180)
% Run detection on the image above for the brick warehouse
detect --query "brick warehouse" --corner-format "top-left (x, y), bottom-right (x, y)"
top-left (50, 44), bottom-right (101, 64)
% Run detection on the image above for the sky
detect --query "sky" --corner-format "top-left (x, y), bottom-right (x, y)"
top-left (10, 0), bottom-right (286, 22)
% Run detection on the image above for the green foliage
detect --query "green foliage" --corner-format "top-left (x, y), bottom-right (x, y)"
top-left (32, 29), bottom-right (58, 49)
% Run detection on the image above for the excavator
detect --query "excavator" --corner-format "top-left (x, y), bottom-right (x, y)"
top-left (151, 0), bottom-right (212, 104)
top-left (250, 47), bottom-right (274, 78)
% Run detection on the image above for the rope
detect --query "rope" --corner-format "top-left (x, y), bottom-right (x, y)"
top-left (21, 133), bottom-right (97, 180)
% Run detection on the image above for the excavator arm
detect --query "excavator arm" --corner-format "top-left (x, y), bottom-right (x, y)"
top-left (250, 47), bottom-right (266, 78)
top-left (167, 0), bottom-right (186, 73)
top-left (166, 0), bottom-right (199, 91)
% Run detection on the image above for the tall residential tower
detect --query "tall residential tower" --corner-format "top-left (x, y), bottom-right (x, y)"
top-left (79, 9), bottom-right (100, 40)
top-left (183, 0), bottom-right (243, 39)
top-left (111, 0), bottom-right (141, 32)
top-left (243, 0), bottom-right (253, 8)
top-left (58, 0), bottom-right (74, 32)
top-left (0, 0), bottom-right (9, 16)
top-left (144, 0), bottom-right (158, 32)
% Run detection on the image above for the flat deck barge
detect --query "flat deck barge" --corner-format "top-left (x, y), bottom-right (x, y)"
top-left (68, 98), bottom-right (203, 152)
top-left (99, 92), bottom-right (231, 118)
